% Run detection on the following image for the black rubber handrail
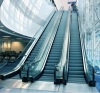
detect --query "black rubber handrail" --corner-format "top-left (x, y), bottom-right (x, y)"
top-left (54, 10), bottom-right (71, 85)
top-left (78, 12), bottom-right (95, 86)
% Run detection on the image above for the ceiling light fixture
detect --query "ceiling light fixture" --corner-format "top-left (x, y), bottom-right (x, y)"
top-left (2, 36), bottom-right (11, 38)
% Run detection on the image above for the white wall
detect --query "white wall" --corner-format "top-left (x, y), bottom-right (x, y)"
top-left (1, 40), bottom-right (28, 53)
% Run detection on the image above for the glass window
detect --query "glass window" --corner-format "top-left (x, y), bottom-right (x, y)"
top-left (4, 0), bottom-right (10, 7)
top-left (1, 0), bottom-right (54, 37)
top-left (16, 9), bottom-right (20, 19)
top-left (23, 0), bottom-right (29, 6)
top-left (19, 13), bottom-right (24, 23)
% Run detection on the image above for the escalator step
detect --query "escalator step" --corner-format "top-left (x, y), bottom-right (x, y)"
top-left (69, 64), bottom-right (83, 67)
top-left (68, 71), bottom-right (84, 75)
top-left (44, 70), bottom-right (54, 74)
top-left (68, 74), bottom-right (84, 78)
top-left (69, 67), bottom-right (83, 71)
top-left (45, 66), bottom-right (55, 70)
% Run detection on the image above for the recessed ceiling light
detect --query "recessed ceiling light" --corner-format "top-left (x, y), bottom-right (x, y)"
top-left (2, 36), bottom-right (11, 38)
top-left (16, 38), bottom-right (22, 39)
top-left (2, 38), bottom-right (8, 39)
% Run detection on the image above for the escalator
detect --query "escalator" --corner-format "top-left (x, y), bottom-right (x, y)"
top-left (0, 11), bottom-right (55, 80)
top-left (38, 11), bottom-right (68, 82)
top-left (21, 11), bottom-right (62, 80)
top-left (68, 12), bottom-right (85, 83)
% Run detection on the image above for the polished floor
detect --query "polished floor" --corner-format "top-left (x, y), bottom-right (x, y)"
top-left (0, 79), bottom-right (99, 93)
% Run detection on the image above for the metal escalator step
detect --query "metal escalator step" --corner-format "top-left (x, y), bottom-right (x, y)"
top-left (70, 37), bottom-right (80, 39)
top-left (28, 55), bottom-right (36, 58)
top-left (70, 39), bottom-right (80, 40)
top-left (69, 53), bottom-right (82, 55)
top-left (69, 64), bottom-right (83, 67)
top-left (69, 63), bottom-right (83, 66)
top-left (69, 51), bottom-right (82, 54)
top-left (69, 49), bottom-right (82, 52)
top-left (70, 44), bottom-right (81, 46)
top-left (70, 41), bottom-right (80, 42)
top-left (28, 53), bottom-right (36, 57)
top-left (54, 38), bottom-right (63, 39)
top-left (68, 77), bottom-right (85, 79)
top-left (27, 59), bottom-right (34, 62)
top-left (30, 52), bottom-right (36, 56)
top-left (51, 45), bottom-right (61, 47)
top-left (68, 77), bottom-right (85, 80)
top-left (43, 73), bottom-right (54, 76)
top-left (70, 46), bottom-right (81, 48)
top-left (27, 58), bottom-right (35, 61)
top-left (46, 59), bottom-right (59, 63)
top-left (47, 57), bottom-right (59, 60)
top-left (31, 51), bottom-right (38, 53)
top-left (68, 71), bottom-right (84, 75)
top-left (69, 57), bottom-right (82, 60)
top-left (69, 55), bottom-right (82, 57)
top-left (70, 48), bottom-right (81, 50)
top-left (52, 44), bottom-right (62, 46)
top-left (51, 47), bottom-right (62, 50)
top-left (45, 66), bottom-right (55, 70)
top-left (48, 54), bottom-right (60, 57)
top-left (32, 47), bottom-right (42, 50)
top-left (68, 74), bottom-right (84, 78)
top-left (69, 60), bottom-right (83, 63)
top-left (69, 67), bottom-right (83, 71)
top-left (39, 76), bottom-right (54, 81)
top-left (69, 51), bottom-right (81, 53)
top-left (49, 51), bottom-right (61, 54)
top-left (46, 63), bottom-right (57, 67)
top-left (52, 43), bottom-right (62, 44)
top-left (53, 44), bottom-right (62, 46)
top-left (68, 78), bottom-right (86, 83)
top-left (50, 49), bottom-right (61, 52)
top-left (71, 37), bottom-right (80, 39)
top-left (44, 70), bottom-right (54, 74)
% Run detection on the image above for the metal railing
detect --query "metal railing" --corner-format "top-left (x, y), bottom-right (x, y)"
top-left (54, 10), bottom-right (71, 85)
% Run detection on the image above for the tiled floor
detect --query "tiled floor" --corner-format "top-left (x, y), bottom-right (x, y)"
top-left (0, 79), bottom-right (99, 93)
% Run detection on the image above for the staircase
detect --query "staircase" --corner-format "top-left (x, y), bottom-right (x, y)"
top-left (68, 12), bottom-right (86, 83)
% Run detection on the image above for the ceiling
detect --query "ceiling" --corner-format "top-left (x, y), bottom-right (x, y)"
top-left (0, 21), bottom-right (31, 42)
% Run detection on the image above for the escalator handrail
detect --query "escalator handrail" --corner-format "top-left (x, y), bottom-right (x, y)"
top-left (0, 62), bottom-right (7, 69)
top-left (78, 13), bottom-right (95, 84)
top-left (0, 11), bottom-right (55, 79)
top-left (54, 10), bottom-right (71, 82)
top-left (27, 11), bottom-right (63, 80)
top-left (15, 11), bottom-right (56, 69)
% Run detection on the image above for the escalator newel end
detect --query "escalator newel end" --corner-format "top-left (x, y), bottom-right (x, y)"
top-left (89, 81), bottom-right (96, 87)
